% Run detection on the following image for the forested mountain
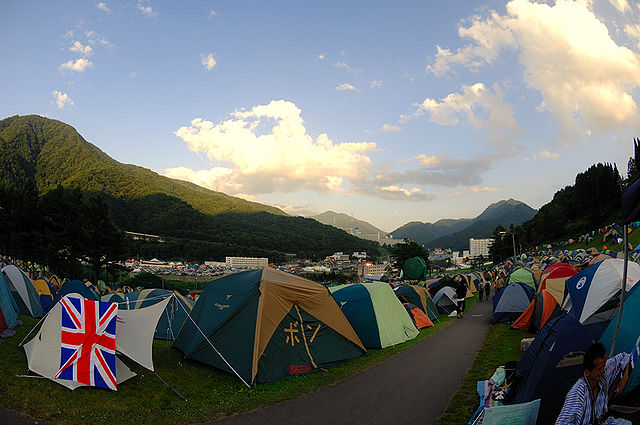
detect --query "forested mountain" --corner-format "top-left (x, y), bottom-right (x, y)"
top-left (311, 211), bottom-right (386, 238)
top-left (390, 199), bottom-right (537, 250)
top-left (0, 114), bottom-right (284, 216)
top-left (519, 163), bottom-right (623, 245)
top-left (0, 115), bottom-right (381, 263)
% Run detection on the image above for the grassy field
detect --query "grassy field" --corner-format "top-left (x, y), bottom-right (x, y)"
top-left (436, 323), bottom-right (526, 425)
top-left (1, 297), bottom-right (475, 425)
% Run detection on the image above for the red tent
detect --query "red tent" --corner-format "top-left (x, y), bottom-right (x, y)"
top-left (511, 290), bottom-right (562, 333)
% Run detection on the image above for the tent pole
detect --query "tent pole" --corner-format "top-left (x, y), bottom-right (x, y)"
top-left (154, 370), bottom-right (187, 401)
top-left (609, 224), bottom-right (628, 356)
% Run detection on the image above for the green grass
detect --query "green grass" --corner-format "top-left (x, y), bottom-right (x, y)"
top-left (436, 323), bottom-right (527, 425)
top-left (1, 299), bottom-right (472, 425)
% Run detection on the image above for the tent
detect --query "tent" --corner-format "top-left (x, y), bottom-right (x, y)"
top-left (588, 253), bottom-right (613, 266)
top-left (508, 313), bottom-right (594, 425)
top-left (55, 280), bottom-right (100, 302)
top-left (403, 257), bottom-right (427, 280)
top-left (23, 293), bottom-right (171, 390)
top-left (511, 290), bottom-right (562, 333)
top-left (507, 267), bottom-right (537, 291)
top-left (394, 284), bottom-right (439, 322)
top-left (402, 303), bottom-right (433, 329)
top-left (32, 278), bottom-right (55, 313)
top-left (330, 282), bottom-right (419, 348)
top-left (124, 289), bottom-right (194, 340)
top-left (492, 282), bottom-right (534, 324)
top-left (565, 259), bottom-right (640, 324)
top-left (101, 293), bottom-right (125, 304)
top-left (0, 272), bottom-right (20, 336)
top-left (538, 262), bottom-right (577, 304)
top-left (174, 268), bottom-right (366, 385)
top-left (433, 286), bottom-right (457, 315)
top-left (1, 265), bottom-right (43, 317)
top-left (599, 282), bottom-right (640, 395)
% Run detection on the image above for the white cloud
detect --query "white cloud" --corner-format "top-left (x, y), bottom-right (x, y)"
top-left (381, 124), bottom-right (401, 132)
top-left (427, 0), bottom-right (640, 140)
top-left (207, 10), bottom-right (217, 19)
top-left (414, 154), bottom-right (441, 165)
top-left (451, 186), bottom-right (502, 197)
top-left (70, 41), bottom-right (93, 56)
top-left (370, 79), bottom-right (383, 89)
top-left (167, 100), bottom-right (376, 196)
top-left (411, 83), bottom-right (521, 151)
top-left (96, 2), bottom-right (112, 14)
top-left (201, 53), bottom-right (217, 71)
top-left (52, 90), bottom-right (74, 109)
top-left (609, 0), bottom-right (631, 13)
top-left (317, 53), bottom-right (326, 60)
top-left (626, 24), bottom-right (640, 49)
top-left (275, 204), bottom-right (318, 216)
top-left (137, 0), bottom-right (157, 17)
top-left (84, 29), bottom-right (114, 49)
top-left (524, 148), bottom-right (561, 162)
top-left (336, 83), bottom-right (357, 91)
top-left (129, 71), bottom-right (137, 78)
top-left (333, 61), bottom-right (361, 74)
top-left (59, 58), bottom-right (93, 72)
top-left (64, 30), bottom-right (74, 39)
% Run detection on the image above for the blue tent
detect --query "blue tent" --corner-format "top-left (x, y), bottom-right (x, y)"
top-left (492, 282), bottom-right (534, 324)
top-left (55, 280), bottom-right (100, 302)
top-left (599, 282), bottom-right (640, 395)
top-left (509, 313), bottom-right (594, 425)
top-left (125, 289), bottom-right (195, 340)
top-left (0, 272), bottom-right (20, 334)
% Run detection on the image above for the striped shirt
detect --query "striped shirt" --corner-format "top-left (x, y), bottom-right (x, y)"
top-left (556, 353), bottom-right (630, 425)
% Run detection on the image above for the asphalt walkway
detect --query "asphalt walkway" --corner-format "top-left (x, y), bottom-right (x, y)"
top-left (211, 299), bottom-right (493, 425)
top-left (2, 298), bottom-right (493, 425)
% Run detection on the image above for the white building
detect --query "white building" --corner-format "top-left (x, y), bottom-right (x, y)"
top-left (364, 263), bottom-right (388, 276)
top-left (326, 252), bottom-right (350, 263)
top-left (469, 238), bottom-right (493, 258)
top-left (225, 257), bottom-right (269, 269)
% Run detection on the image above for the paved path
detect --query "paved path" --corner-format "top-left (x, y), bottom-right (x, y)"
top-left (212, 299), bottom-right (493, 425)
top-left (2, 299), bottom-right (493, 425)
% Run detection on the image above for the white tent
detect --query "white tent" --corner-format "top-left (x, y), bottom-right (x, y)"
top-left (23, 294), bottom-right (171, 390)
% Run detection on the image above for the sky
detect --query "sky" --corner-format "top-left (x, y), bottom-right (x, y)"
top-left (2, 0), bottom-right (640, 233)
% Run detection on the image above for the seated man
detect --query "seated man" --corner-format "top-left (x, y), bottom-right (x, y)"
top-left (556, 342), bottom-right (635, 425)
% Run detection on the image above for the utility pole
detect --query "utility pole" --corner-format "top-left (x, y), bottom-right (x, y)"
top-left (511, 230), bottom-right (517, 258)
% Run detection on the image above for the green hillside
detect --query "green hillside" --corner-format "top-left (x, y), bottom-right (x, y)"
top-left (0, 114), bottom-right (285, 216)
top-left (0, 115), bottom-right (382, 264)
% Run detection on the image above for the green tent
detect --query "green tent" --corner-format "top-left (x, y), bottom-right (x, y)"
top-left (394, 284), bottom-right (440, 323)
top-left (174, 268), bottom-right (365, 385)
top-left (403, 257), bottom-right (427, 280)
top-left (330, 282), bottom-right (418, 348)
top-left (507, 267), bottom-right (538, 291)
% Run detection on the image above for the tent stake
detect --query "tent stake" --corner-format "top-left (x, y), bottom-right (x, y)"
top-left (154, 370), bottom-right (187, 402)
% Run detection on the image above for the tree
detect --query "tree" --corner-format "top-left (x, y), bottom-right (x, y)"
top-left (627, 137), bottom-right (640, 184)
top-left (391, 239), bottom-right (430, 272)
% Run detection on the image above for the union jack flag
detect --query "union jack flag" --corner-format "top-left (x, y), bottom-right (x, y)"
top-left (55, 297), bottom-right (118, 390)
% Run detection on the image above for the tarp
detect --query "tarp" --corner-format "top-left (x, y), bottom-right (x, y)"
top-left (1, 265), bottom-right (43, 317)
top-left (402, 303), bottom-right (433, 329)
top-left (492, 282), bottom-right (534, 324)
top-left (331, 282), bottom-right (419, 348)
top-left (508, 313), bottom-right (593, 425)
top-left (565, 259), bottom-right (640, 323)
top-left (175, 268), bottom-right (365, 385)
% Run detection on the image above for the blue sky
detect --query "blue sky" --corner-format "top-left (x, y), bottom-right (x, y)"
top-left (2, 0), bottom-right (640, 232)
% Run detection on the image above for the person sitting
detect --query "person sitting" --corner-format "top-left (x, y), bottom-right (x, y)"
top-left (555, 342), bottom-right (635, 425)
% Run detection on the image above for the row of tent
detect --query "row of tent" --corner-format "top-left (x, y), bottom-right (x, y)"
top-left (484, 256), bottom-right (640, 424)
top-left (13, 266), bottom-right (463, 388)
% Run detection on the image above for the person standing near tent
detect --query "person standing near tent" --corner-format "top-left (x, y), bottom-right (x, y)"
top-left (455, 281), bottom-right (467, 319)
top-left (556, 342), bottom-right (637, 425)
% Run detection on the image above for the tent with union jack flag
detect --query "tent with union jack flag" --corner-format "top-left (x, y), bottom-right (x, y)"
top-left (22, 293), bottom-right (171, 390)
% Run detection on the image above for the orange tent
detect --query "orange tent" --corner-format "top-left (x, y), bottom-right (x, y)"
top-left (403, 303), bottom-right (434, 329)
top-left (511, 290), bottom-right (562, 333)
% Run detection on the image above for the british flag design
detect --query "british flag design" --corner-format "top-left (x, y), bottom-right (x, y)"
top-left (55, 297), bottom-right (118, 390)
